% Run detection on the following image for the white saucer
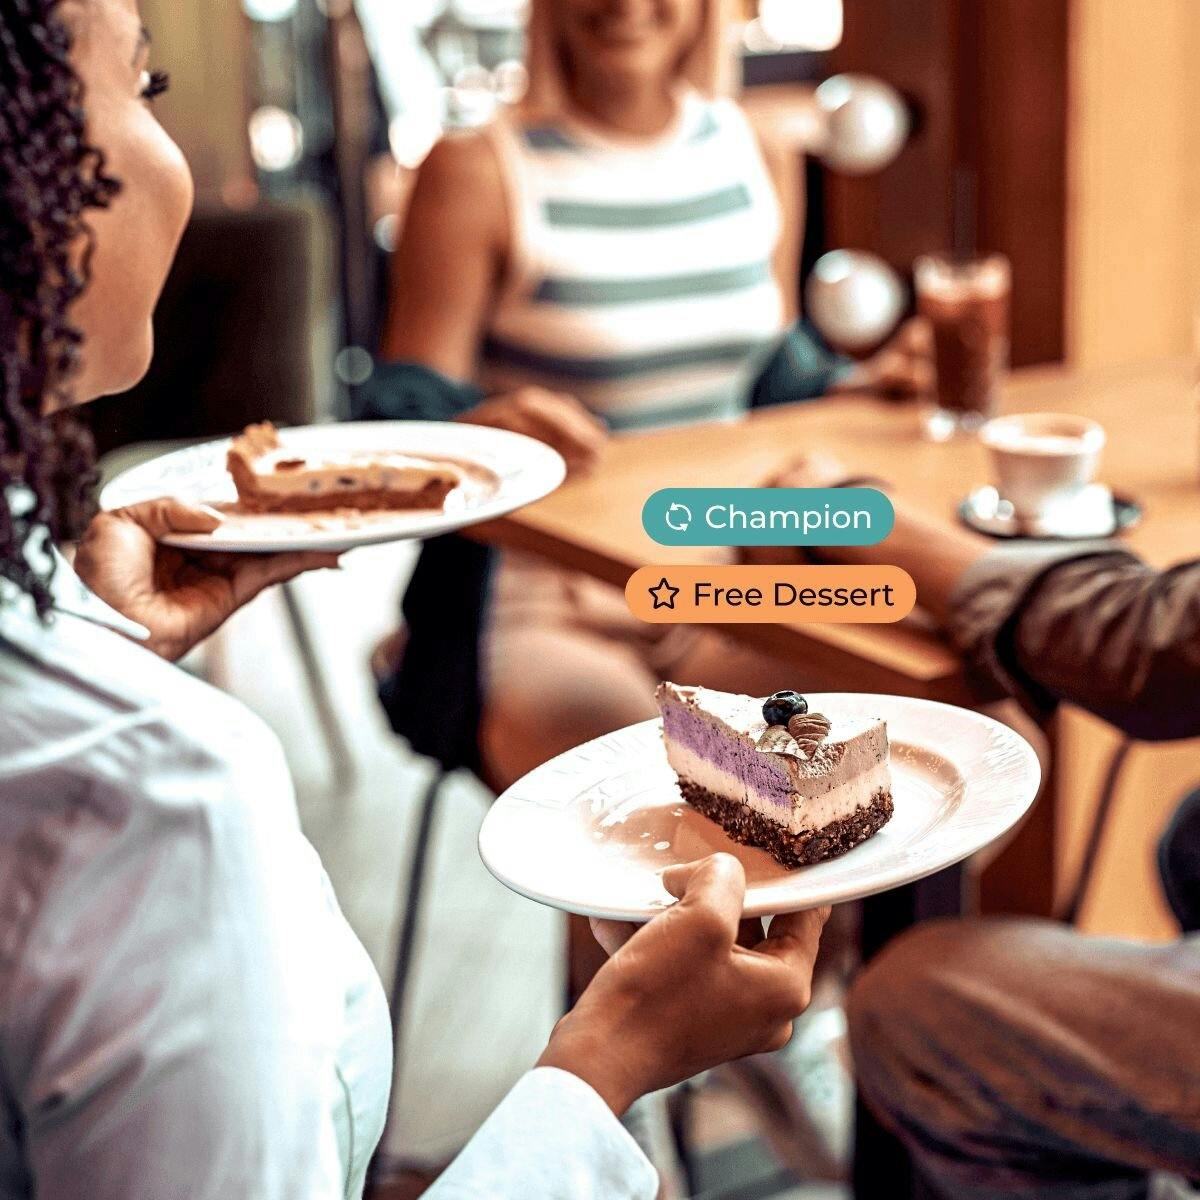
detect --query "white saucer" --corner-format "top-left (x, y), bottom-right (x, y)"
top-left (478, 694), bottom-right (1041, 921)
top-left (959, 483), bottom-right (1140, 540)
top-left (99, 421), bottom-right (566, 553)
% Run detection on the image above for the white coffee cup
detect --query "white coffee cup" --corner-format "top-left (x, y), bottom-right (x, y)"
top-left (979, 412), bottom-right (1106, 520)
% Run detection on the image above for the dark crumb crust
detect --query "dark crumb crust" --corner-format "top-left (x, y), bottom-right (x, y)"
top-left (679, 781), bottom-right (894, 868)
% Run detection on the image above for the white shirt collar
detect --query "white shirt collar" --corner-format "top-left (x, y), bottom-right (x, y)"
top-left (47, 548), bottom-right (151, 641)
top-left (0, 535), bottom-right (150, 642)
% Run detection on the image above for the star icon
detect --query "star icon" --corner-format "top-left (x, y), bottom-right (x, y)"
top-left (648, 576), bottom-right (680, 611)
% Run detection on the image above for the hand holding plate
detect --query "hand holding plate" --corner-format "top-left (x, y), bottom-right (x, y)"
top-left (538, 853), bottom-right (829, 1115)
top-left (75, 498), bottom-right (340, 660)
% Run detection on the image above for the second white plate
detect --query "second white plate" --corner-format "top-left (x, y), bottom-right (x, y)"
top-left (99, 421), bottom-right (567, 553)
top-left (479, 694), bottom-right (1041, 920)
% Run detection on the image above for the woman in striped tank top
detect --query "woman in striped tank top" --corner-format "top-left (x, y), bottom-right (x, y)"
top-left (381, 0), bottom-right (916, 798)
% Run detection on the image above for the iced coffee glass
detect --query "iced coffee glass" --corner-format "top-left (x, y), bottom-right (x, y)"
top-left (915, 253), bottom-right (1011, 440)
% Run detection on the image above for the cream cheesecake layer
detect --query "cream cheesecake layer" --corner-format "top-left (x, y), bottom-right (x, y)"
top-left (243, 449), bottom-right (462, 497)
top-left (664, 739), bottom-right (891, 834)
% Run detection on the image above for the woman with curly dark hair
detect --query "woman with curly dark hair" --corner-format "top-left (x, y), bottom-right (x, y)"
top-left (0, 0), bottom-right (338, 635)
top-left (0, 4), bottom-right (830, 1197)
top-left (0, 7), bottom-right (115, 614)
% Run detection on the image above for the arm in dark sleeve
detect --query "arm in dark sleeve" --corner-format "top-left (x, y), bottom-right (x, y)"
top-left (950, 544), bottom-right (1200, 741)
top-left (350, 360), bottom-right (482, 422)
top-left (747, 321), bottom-right (854, 409)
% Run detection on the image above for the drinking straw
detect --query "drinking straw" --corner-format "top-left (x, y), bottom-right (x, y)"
top-left (952, 165), bottom-right (978, 261)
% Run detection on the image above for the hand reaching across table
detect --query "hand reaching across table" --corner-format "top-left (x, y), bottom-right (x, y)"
top-left (740, 450), bottom-right (860, 567)
top-left (458, 386), bottom-right (608, 478)
top-left (744, 451), bottom-right (989, 622)
top-left (763, 450), bottom-right (854, 492)
top-left (74, 498), bottom-right (341, 662)
top-left (832, 316), bottom-right (935, 401)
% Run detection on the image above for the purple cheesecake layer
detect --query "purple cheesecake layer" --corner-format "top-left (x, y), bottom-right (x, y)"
top-left (660, 702), bottom-right (793, 806)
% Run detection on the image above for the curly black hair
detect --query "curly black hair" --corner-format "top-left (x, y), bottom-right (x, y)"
top-left (0, 0), bottom-right (120, 615)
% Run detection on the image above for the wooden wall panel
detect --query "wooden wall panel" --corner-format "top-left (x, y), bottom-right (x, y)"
top-left (824, 0), bottom-right (960, 273)
top-left (971, 1), bottom-right (1069, 367)
top-left (138, 0), bottom-right (252, 200)
top-left (826, 0), bottom-right (1069, 367)
top-left (1067, 0), bottom-right (1200, 367)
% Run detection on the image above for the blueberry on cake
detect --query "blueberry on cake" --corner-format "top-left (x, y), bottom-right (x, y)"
top-left (656, 683), bottom-right (893, 867)
top-left (226, 422), bottom-right (463, 514)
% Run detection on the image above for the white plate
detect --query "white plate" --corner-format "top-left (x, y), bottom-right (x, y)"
top-left (479, 694), bottom-right (1040, 921)
top-left (99, 421), bottom-right (566, 553)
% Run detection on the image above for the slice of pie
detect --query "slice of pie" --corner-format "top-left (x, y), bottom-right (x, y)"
top-left (226, 423), bottom-right (462, 513)
top-left (656, 682), bottom-right (894, 867)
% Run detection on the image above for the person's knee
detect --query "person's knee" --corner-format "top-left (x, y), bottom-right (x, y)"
top-left (485, 662), bottom-right (653, 745)
top-left (487, 638), bottom-right (657, 739)
top-left (480, 638), bottom-right (658, 784)
top-left (848, 918), bottom-right (1033, 1120)
top-left (848, 920), bottom-right (959, 1101)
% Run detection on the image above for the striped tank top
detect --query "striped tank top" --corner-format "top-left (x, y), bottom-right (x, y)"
top-left (478, 89), bottom-right (786, 432)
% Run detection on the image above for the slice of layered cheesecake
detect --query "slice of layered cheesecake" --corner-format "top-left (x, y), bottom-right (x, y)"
top-left (226, 422), bottom-right (463, 514)
top-left (656, 682), bottom-right (893, 867)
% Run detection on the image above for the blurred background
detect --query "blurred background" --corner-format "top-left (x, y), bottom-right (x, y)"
top-left (83, 3), bottom-right (1200, 1198)
top-left (86, 0), bottom-right (1200, 452)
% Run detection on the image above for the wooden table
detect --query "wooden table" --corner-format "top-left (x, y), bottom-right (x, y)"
top-left (473, 356), bottom-right (1197, 1196)
top-left (475, 355), bottom-right (1198, 915)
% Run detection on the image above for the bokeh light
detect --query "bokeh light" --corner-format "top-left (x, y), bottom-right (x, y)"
top-left (248, 106), bottom-right (304, 173)
top-left (334, 346), bottom-right (375, 387)
top-left (242, 0), bottom-right (298, 21)
top-left (758, 0), bottom-right (843, 51)
top-left (388, 112), bottom-right (442, 171)
top-left (492, 60), bottom-right (529, 105)
top-left (374, 214), bottom-right (398, 254)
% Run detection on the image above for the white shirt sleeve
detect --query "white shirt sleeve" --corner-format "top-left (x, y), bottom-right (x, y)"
top-left (427, 1069), bottom-right (658, 1200)
top-left (3, 713), bottom-right (356, 1200)
top-left (2, 570), bottom-right (651, 1200)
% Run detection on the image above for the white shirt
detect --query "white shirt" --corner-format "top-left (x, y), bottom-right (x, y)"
top-left (0, 553), bottom-right (656, 1199)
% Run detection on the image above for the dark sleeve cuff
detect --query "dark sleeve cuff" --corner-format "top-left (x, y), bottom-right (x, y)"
top-left (350, 360), bottom-right (483, 422)
top-left (746, 321), bottom-right (854, 409)
top-left (948, 541), bottom-right (1140, 718)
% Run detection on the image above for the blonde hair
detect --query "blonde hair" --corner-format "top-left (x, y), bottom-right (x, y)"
top-left (522, 0), bottom-right (735, 119)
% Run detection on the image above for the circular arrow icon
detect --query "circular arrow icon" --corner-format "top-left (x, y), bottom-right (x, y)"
top-left (664, 502), bottom-right (692, 533)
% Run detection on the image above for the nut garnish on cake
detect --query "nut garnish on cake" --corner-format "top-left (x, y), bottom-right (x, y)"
top-left (656, 683), bottom-right (894, 868)
top-left (226, 422), bottom-right (463, 514)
